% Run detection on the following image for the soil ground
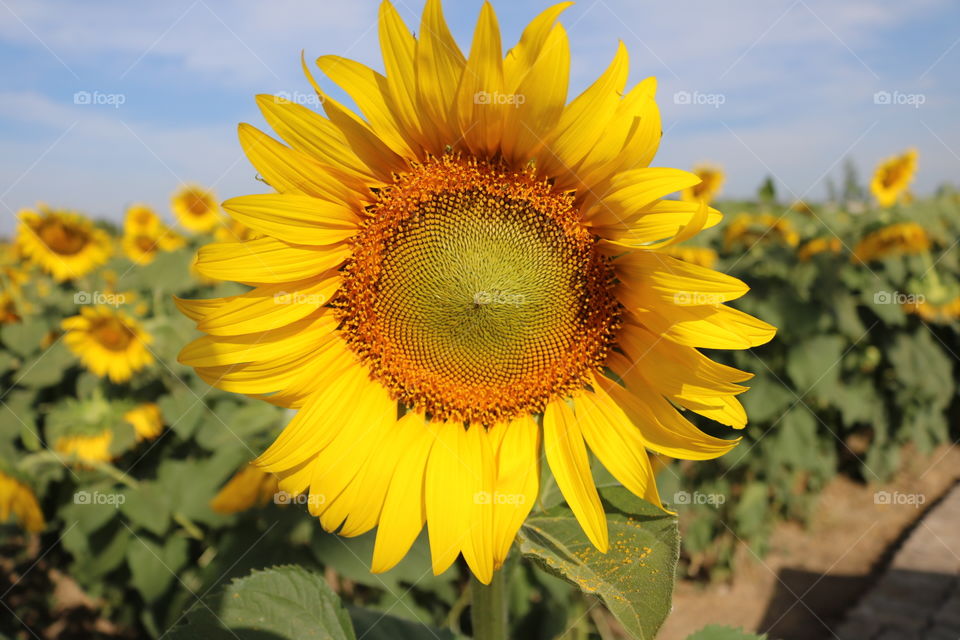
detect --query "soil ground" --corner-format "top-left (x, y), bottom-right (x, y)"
top-left (658, 444), bottom-right (960, 640)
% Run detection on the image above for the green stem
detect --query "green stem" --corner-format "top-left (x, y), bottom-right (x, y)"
top-left (471, 568), bottom-right (508, 640)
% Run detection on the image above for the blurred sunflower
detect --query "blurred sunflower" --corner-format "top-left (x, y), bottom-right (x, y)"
top-left (62, 306), bottom-right (154, 383)
top-left (16, 207), bottom-right (112, 281)
top-left (682, 165), bottom-right (724, 204)
top-left (124, 403), bottom-right (164, 441)
top-left (214, 218), bottom-right (262, 243)
top-left (122, 206), bottom-right (185, 265)
top-left (870, 149), bottom-right (917, 208)
top-left (852, 222), bottom-right (930, 263)
top-left (0, 290), bottom-right (21, 324)
top-left (904, 296), bottom-right (960, 323)
top-left (798, 236), bottom-right (842, 261)
top-left (178, 0), bottom-right (775, 584)
top-left (655, 245), bottom-right (718, 269)
top-left (54, 430), bottom-right (114, 466)
top-left (211, 463), bottom-right (279, 514)
top-left (724, 213), bottom-right (799, 251)
top-left (172, 185), bottom-right (221, 232)
top-left (0, 470), bottom-right (45, 533)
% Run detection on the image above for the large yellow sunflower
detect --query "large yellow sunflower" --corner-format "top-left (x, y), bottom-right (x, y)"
top-left (16, 207), bottom-right (112, 281)
top-left (172, 185), bottom-right (222, 232)
top-left (62, 306), bottom-right (154, 383)
top-left (871, 149), bottom-right (917, 208)
top-left (681, 164), bottom-right (725, 204)
top-left (178, 0), bottom-right (774, 584)
top-left (0, 470), bottom-right (45, 533)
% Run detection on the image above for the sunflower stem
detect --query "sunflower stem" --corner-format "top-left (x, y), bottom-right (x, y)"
top-left (471, 569), bottom-right (508, 640)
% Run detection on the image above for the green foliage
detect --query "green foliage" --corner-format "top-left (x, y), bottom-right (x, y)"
top-left (519, 487), bottom-right (679, 640)
top-left (687, 624), bottom-right (768, 640)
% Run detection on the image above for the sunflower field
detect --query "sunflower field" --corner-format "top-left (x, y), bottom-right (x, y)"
top-left (2, 2), bottom-right (958, 639)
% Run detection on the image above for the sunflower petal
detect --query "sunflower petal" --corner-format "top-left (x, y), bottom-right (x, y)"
top-left (543, 398), bottom-right (608, 552)
top-left (194, 237), bottom-right (348, 284)
top-left (222, 194), bottom-right (357, 246)
top-left (456, 2), bottom-right (505, 157)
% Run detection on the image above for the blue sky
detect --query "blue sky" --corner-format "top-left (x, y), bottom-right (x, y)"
top-left (1, 0), bottom-right (959, 234)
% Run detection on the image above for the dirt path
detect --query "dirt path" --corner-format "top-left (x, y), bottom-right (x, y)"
top-left (657, 445), bottom-right (960, 640)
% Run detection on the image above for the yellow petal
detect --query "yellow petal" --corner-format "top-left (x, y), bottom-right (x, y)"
top-left (194, 236), bottom-right (349, 284)
top-left (503, 2), bottom-right (573, 90)
top-left (576, 385), bottom-right (662, 508)
top-left (425, 421), bottom-right (471, 576)
top-left (316, 55), bottom-right (417, 158)
top-left (585, 167), bottom-right (701, 225)
top-left (630, 304), bottom-right (777, 350)
top-left (256, 94), bottom-right (377, 185)
top-left (489, 415), bottom-right (539, 567)
top-left (456, 2), bottom-right (505, 157)
top-left (616, 250), bottom-right (749, 307)
top-left (593, 200), bottom-right (723, 248)
top-left (543, 398), bottom-right (608, 552)
top-left (222, 194), bottom-right (357, 246)
top-left (196, 273), bottom-right (340, 336)
top-left (415, 0), bottom-right (466, 149)
top-left (378, 1), bottom-right (424, 150)
top-left (238, 123), bottom-right (365, 205)
top-left (372, 413), bottom-right (437, 573)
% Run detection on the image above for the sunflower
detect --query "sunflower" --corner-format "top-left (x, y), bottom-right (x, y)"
top-left (178, 0), bottom-right (775, 584)
top-left (62, 306), bottom-right (154, 383)
top-left (122, 206), bottom-right (186, 265)
top-left (0, 290), bottom-right (21, 324)
top-left (16, 207), bottom-right (112, 281)
top-left (655, 245), bottom-right (718, 269)
top-left (172, 185), bottom-right (222, 233)
top-left (210, 463), bottom-right (279, 514)
top-left (124, 403), bottom-right (164, 441)
top-left (798, 236), bottom-right (842, 261)
top-left (214, 218), bottom-right (262, 243)
top-left (0, 470), bottom-right (45, 533)
top-left (852, 222), bottom-right (930, 264)
top-left (54, 430), bottom-right (114, 466)
top-left (904, 296), bottom-right (960, 323)
top-left (682, 165), bottom-right (725, 204)
top-left (870, 149), bottom-right (917, 208)
top-left (723, 213), bottom-right (799, 252)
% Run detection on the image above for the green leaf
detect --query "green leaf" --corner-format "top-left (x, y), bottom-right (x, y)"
top-left (126, 535), bottom-right (189, 602)
top-left (785, 335), bottom-right (845, 395)
top-left (518, 486), bottom-right (678, 640)
top-left (1, 321), bottom-right (48, 357)
top-left (687, 624), bottom-right (767, 640)
top-left (119, 482), bottom-right (172, 536)
top-left (15, 342), bottom-right (74, 388)
top-left (349, 607), bottom-right (456, 640)
top-left (156, 388), bottom-right (206, 440)
top-left (168, 566), bottom-right (357, 640)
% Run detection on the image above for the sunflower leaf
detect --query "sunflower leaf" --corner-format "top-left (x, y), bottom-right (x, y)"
top-left (167, 565), bottom-right (357, 640)
top-left (518, 486), bottom-right (678, 640)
